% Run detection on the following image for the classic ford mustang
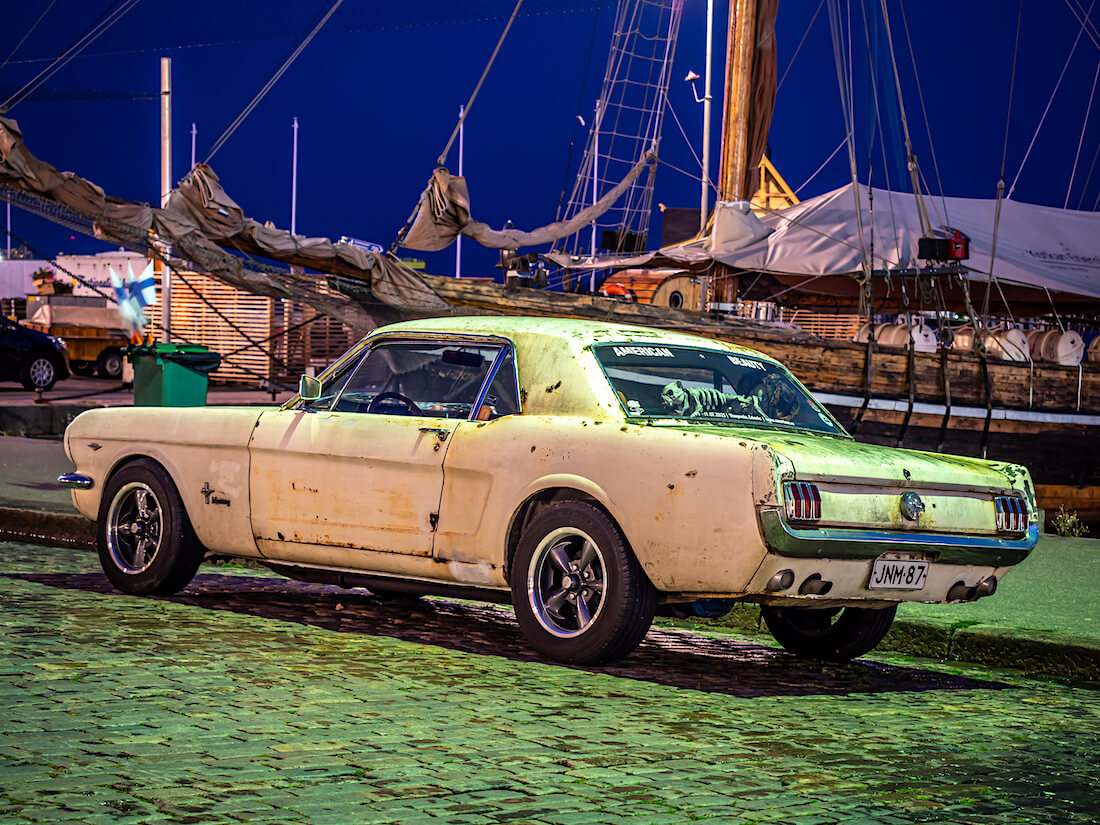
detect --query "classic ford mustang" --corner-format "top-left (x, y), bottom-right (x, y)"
top-left (60, 317), bottom-right (1037, 665)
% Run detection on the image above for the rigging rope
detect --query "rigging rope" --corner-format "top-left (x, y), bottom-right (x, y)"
top-left (896, 0), bottom-right (950, 228)
top-left (555, 4), bottom-right (603, 223)
top-left (1065, 0), bottom-right (1100, 51)
top-left (984, 1), bottom-right (1023, 322)
top-left (1, 0), bottom-right (142, 111)
top-left (876, 0), bottom-right (930, 236)
top-left (777, 0), bottom-right (825, 92)
top-left (1067, 56), bottom-right (1100, 207)
top-left (437, 0), bottom-right (525, 167)
top-left (665, 99), bottom-right (708, 184)
top-left (794, 136), bottom-right (847, 195)
top-left (826, 0), bottom-right (872, 285)
top-left (1008, 0), bottom-right (1095, 200)
top-left (0, 0), bottom-right (58, 72)
top-left (205, 0), bottom-right (344, 164)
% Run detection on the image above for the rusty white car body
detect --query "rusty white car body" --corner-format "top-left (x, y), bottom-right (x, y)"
top-left (60, 317), bottom-right (1037, 664)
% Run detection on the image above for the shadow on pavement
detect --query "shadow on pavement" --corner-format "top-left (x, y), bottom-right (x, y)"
top-left (9, 570), bottom-right (1009, 698)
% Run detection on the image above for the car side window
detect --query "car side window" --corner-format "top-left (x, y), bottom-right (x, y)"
top-left (332, 341), bottom-right (501, 418)
top-left (478, 348), bottom-right (520, 419)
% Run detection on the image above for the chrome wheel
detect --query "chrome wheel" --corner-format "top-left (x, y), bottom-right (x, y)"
top-left (27, 356), bottom-right (55, 388)
top-left (105, 482), bottom-right (163, 574)
top-left (527, 527), bottom-right (606, 638)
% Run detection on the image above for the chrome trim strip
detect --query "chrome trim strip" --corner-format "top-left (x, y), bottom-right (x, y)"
top-left (759, 507), bottom-right (1036, 566)
top-left (57, 473), bottom-right (94, 490)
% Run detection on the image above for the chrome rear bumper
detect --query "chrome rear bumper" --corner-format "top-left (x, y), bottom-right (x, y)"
top-left (759, 507), bottom-right (1036, 566)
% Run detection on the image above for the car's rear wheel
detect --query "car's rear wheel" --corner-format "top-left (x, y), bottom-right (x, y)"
top-left (96, 348), bottom-right (124, 379)
top-left (21, 353), bottom-right (58, 391)
top-left (511, 501), bottom-right (656, 665)
top-left (97, 459), bottom-right (204, 595)
top-left (761, 604), bottom-right (897, 661)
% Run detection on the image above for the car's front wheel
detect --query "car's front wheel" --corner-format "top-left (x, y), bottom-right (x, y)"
top-left (511, 500), bottom-right (656, 665)
top-left (761, 604), bottom-right (897, 661)
top-left (21, 353), bottom-right (59, 391)
top-left (97, 459), bottom-right (204, 595)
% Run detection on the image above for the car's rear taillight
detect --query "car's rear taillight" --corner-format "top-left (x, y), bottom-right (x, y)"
top-left (994, 495), bottom-right (1028, 533)
top-left (784, 481), bottom-right (821, 522)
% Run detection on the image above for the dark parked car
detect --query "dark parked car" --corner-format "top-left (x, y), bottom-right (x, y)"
top-left (0, 314), bottom-right (70, 390)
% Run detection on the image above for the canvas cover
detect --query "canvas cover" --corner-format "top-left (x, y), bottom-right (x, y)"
top-left (28, 304), bottom-right (124, 331)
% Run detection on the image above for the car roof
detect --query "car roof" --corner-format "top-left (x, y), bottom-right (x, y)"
top-left (372, 315), bottom-right (779, 364)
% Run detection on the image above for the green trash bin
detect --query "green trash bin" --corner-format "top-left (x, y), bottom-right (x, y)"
top-left (130, 343), bottom-right (222, 406)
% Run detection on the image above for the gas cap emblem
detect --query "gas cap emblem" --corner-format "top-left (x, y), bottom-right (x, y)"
top-left (900, 491), bottom-right (925, 521)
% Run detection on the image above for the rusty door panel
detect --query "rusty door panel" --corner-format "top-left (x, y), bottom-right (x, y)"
top-left (248, 410), bottom-right (454, 557)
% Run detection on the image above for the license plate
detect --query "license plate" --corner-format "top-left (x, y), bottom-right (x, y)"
top-left (869, 557), bottom-right (929, 590)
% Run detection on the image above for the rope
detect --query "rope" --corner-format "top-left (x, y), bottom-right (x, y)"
top-left (777, 0), bottom-right (826, 91)
top-left (554, 4), bottom-right (603, 223)
top-left (1008, 0), bottom-right (1095, 200)
top-left (1077, 134), bottom-right (1100, 210)
top-left (0, 0), bottom-right (58, 72)
top-left (1065, 0), bottom-right (1100, 50)
top-left (1001, 0), bottom-right (1024, 184)
top-left (1067, 57), bottom-right (1100, 207)
top-left (1, 0), bottom-right (142, 111)
top-left (827, 0), bottom-right (873, 286)
top-left (437, 0), bottom-right (524, 167)
top-left (205, 0), bottom-right (343, 164)
top-left (876, 0), bottom-right (930, 236)
top-left (794, 136), bottom-right (847, 195)
top-left (983, 1), bottom-right (1023, 320)
top-left (896, 0), bottom-right (950, 227)
top-left (665, 99), bottom-right (707, 184)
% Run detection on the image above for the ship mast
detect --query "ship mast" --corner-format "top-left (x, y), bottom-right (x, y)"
top-left (718, 0), bottom-right (757, 202)
top-left (707, 0), bottom-right (777, 308)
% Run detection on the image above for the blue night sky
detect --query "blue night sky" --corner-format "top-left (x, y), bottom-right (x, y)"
top-left (2, 1), bottom-right (1097, 278)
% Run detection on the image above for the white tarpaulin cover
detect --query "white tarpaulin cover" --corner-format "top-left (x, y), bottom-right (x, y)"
top-left (711, 184), bottom-right (1100, 299)
top-left (551, 184), bottom-right (1100, 301)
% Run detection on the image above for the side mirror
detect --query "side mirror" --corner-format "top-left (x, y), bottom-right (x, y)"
top-left (299, 374), bottom-right (322, 401)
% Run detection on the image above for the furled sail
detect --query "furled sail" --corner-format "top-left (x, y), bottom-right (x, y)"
top-left (0, 115), bottom-right (449, 325)
top-left (399, 151), bottom-right (656, 252)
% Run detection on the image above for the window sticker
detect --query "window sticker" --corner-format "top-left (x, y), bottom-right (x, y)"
top-left (727, 355), bottom-right (767, 371)
top-left (610, 345), bottom-right (675, 358)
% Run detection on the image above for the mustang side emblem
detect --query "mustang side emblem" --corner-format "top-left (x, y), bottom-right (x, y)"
top-left (900, 491), bottom-right (924, 521)
top-left (200, 481), bottom-right (231, 507)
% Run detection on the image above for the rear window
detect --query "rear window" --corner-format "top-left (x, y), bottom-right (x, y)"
top-left (592, 343), bottom-right (845, 436)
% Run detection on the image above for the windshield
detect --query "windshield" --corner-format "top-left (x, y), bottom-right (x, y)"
top-left (593, 343), bottom-right (847, 436)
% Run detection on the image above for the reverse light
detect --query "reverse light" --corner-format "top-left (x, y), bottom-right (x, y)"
top-left (994, 495), bottom-right (1028, 533)
top-left (783, 481), bottom-right (821, 522)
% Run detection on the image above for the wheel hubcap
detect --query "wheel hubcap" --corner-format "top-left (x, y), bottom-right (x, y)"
top-left (527, 527), bottom-right (606, 638)
top-left (29, 358), bottom-right (54, 387)
top-left (106, 482), bottom-right (163, 574)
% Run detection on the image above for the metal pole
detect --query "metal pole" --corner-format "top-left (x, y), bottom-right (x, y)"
top-left (456, 105), bottom-right (463, 278)
top-left (160, 57), bottom-right (172, 343)
top-left (190, 122), bottom-right (196, 169)
top-left (291, 117), bottom-right (299, 236)
top-left (700, 0), bottom-right (714, 234)
top-left (590, 99), bottom-right (600, 292)
top-left (5, 201), bottom-right (9, 258)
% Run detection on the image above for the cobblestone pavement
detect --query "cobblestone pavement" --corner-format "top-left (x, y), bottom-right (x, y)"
top-left (1, 543), bottom-right (1097, 825)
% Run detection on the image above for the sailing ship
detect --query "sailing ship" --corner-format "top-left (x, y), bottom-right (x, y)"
top-left (1, 0), bottom-right (1097, 524)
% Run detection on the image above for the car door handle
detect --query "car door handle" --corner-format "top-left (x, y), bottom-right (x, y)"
top-left (419, 427), bottom-right (449, 442)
